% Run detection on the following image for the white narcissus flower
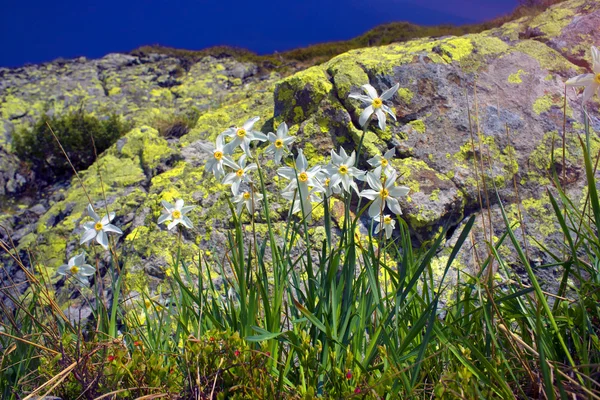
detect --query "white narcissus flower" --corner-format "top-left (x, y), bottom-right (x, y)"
top-left (277, 149), bottom-right (323, 194)
top-left (360, 166), bottom-right (410, 218)
top-left (80, 204), bottom-right (123, 250)
top-left (222, 154), bottom-right (257, 195)
top-left (318, 170), bottom-right (342, 198)
top-left (325, 148), bottom-right (365, 194)
top-left (265, 122), bottom-right (295, 165)
top-left (200, 135), bottom-right (236, 179)
top-left (368, 148), bottom-right (396, 176)
top-left (222, 117), bottom-right (268, 156)
top-left (57, 252), bottom-right (95, 285)
top-left (282, 185), bottom-right (322, 223)
top-left (158, 199), bottom-right (195, 230)
top-left (349, 83), bottom-right (399, 131)
top-left (374, 214), bottom-right (395, 239)
top-left (566, 46), bottom-right (600, 103)
top-left (233, 190), bottom-right (263, 215)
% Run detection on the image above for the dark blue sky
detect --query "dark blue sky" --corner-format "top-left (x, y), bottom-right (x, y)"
top-left (0, 0), bottom-right (518, 68)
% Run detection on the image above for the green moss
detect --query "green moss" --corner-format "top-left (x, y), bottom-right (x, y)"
top-left (522, 197), bottom-right (557, 238)
top-left (397, 88), bottom-right (414, 104)
top-left (528, 4), bottom-right (576, 37)
top-left (508, 69), bottom-right (526, 84)
top-left (408, 120), bottom-right (426, 134)
top-left (440, 37), bottom-right (474, 62)
top-left (0, 95), bottom-right (30, 120)
top-left (429, 189), bottom-right (440, 202)
top-left (275, 67), bottom-right (333, 122)
top-left (513, 40), bottom-right (573, 73)
top-left (119, 126), bottom-right (173, 170)
top-left (293, 106), bottom-right (305, 123)
top-left (108, 87), bottom-right (122, 96)
top-left (533, 94), bottom-right (556, 115)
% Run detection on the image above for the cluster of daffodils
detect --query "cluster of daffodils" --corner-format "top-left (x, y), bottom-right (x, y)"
top-left (566, 45), bottom-right (600, 103)
top-left (58, 82), bottom-right (407, 284)
top-left (198, 82), bottom-right (408, 238)
top-left (59, 204), bottom-right (124, 285)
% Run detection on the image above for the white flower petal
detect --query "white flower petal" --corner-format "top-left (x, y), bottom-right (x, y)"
top-left (384, 148), bottom-right (395, 160)
top-left (278, 167), bottom-right (296, 180)
top-left (182, 216), bottom-right (194, 229)
top-left (349, 93), bottom-right (373, 104)
top-left (368, 198), bottom-right (383, 218)
top-left (297, 149), bottom-right (308, 172)
top-left (566, 73), bottom-right (595, 86)
top-left (251, 132), bottom-right (267, 142)
top-left (386, 198), bottom-right (403, 215)
top-left (362, 84), bottom-right (378, 100)
top-left (73, 253), bottom-right (86, 266)
top-left (161, 200), bottom-right (174, 212)
top-left (582, 83), bottom-right (599, 103)
top-left (243, 116), bottom-right (260, 131)
top-left (222, 173), bottom-right (237, 185)
top-left (360, 189), bottom-right (379, 200)
top-left (79, 265), bottom-right (96, 276)
top-left (181, 205), bottom-right (195, 214)
top-left (222, 156), bottom-right (238, 170)
top-left (87, 204), bottom-right (100, 222)
top-left (83, 221), bottom-right (95, 230)
top-left (103, 224), bottom-right (122, 235)
top-left (175, 199), bottom-right (184, 210)
top-left (158, 213), bottom-right (171, 224)
top-left (592, 46), bottom-right (600, 73)
top-left (167, 220), bottom-right (179, 230)
top-left (383, 105), bottom-right (397, 121)
top-left (376, 108), bottom-right (386, 131)
top-left (380, 83), bottom-right (399, 101)
top-left (231, 180), bottom-right (241, 195)
top-left (80, 229), bottom-right (97, 245)
top-left (389, 186), bottom-right (410, 198)
top-left (359, 106), bottom-right (374, 127)
top-left (96, 230), bottom-right (109, 249)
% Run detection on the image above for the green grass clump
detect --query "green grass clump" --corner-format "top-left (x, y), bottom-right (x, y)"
top-left (152, 108), bottom-right (200, 138)
top-left (13, 110), bottom-right (131, 182)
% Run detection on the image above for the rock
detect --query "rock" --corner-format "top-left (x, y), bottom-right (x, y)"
top-left (0, 149), bottom-right (33, 196)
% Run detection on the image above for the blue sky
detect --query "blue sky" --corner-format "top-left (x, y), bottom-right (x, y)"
top-left (0, 0), bottom-right (518, 67)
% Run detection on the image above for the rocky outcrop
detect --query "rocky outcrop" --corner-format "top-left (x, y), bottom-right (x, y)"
top-left (1, 0), bottom-right (599, 304)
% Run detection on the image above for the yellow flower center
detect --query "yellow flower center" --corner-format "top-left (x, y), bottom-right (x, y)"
top-left (384, 216), bottom-right (392, 224)
top-left (243, 192), bottom-right (251, 200)
top-left (325, 178), bottom-right (330, 186)
top-left (298, 172), bottom-right (309, 182)
top-left (94, 222), bottom-right (103, 231)
top-left (214, 151), bottom-right (223, 160)
top-left (381, 159), bottom-right (388, 167)
top-left (380, 188), bottom-right (389, 199)
top-left (372, 98), bottom-right (383, 109)
top-left (69, 265), bottom-right (80, 275)
top-left (236, 169), bottom-right (244, 177)
top-left (339, 165), bottom-right (348, 175)
top-left (595, 73), bottom-right (600, 84)
top-left (144, 299), bottom-right (152, 308)
top-left (275, 139), bottom-right (284, 148)
top-left (172, 210), bottom-right (182, 219)
top-left (236, 128), bottom-right (246, 138)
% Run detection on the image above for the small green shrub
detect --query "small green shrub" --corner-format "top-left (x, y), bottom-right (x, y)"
top-left (152, 108), bottom-right (200, 138)
top-left (13, 110), bottom-right (131, 182)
